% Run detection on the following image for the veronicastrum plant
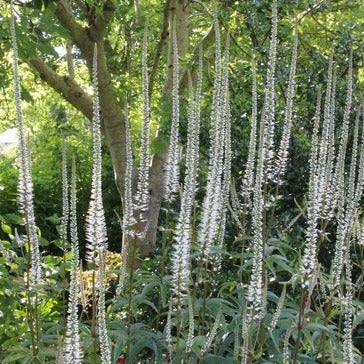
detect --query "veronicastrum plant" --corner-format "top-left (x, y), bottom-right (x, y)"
top-left (1, 1), bottom-right (363, 364)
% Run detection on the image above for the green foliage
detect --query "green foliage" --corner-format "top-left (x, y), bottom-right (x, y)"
top-left (0, 0), bottom-right (363, 363)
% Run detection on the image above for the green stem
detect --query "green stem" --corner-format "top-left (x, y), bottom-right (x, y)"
top-left (91, 268), bottom-right (97, 364)
top-left (156, 204), bottom-right (170, 331)
top-left (126, 241), bottom-right (137, 360)
top-left (192, 246), bottom-right (208, 335)
top-left (318, 301), bottom-right (331, 363)
top-left (175, 295), bottom-right (182, 364)
top-left (23, 208), bottom-right (40, 362)
top-left (201, 259), bottom-right (209, 324)
top-left (62, 248), bottom-right (67, 322)
top-left (25, 248), bottom-right (37, 359)
top-left (239, 212), bottom-right (246, 284)
top-left (292, 289), bottom-right (307, 363)
top-left (252, 182), bottom-right (268, 359)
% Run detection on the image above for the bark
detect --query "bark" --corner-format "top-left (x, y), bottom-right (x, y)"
top-left (149, 0), bottom-right (171, 98)
top-left (133, 151), bottom-right (168, 260)
top-left (65, 40), bottom-right (75, 79)
top-left (28, 59), bottom-right (93, 119)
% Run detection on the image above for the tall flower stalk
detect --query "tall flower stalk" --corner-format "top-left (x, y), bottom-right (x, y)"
top-left (332, 49), bottom-right (353, 225)
top-left (263, 0), bottom-right (278, 181)
top-left (332, 109), bottom-right (364, 288)
top-left (198, 15), bottom-right (230, 260)
top-left (338, 107), bottom-right (364, 362)
top-left (274, 23), bottom-right (298, 183)
top-left (164, 17), bottom-right (180, 201)
top-left (241, 58), bottom-right (258, 202)
top-left (60, 138), bottom-right (69, 249)
top-left (331, 50), bottom-right (355, 288)
top-left (300, 88), bottom-right (322, 288)
top-left (64, 158), bottom-right (82, 364)
top-left (169, 47), bottom-right (203, 363)
top-left (116, 104), bottom-right (136, 296)
top-left (300, 49), bottom-right (352, 288)
top-left (171, 59), bottom-right (202, 299)
top-left (321, 68), bottom-right (337, 219)
top-left (85, 45), bottom-right (108, 263)
top-left (245, 153), bottom-right (265, 318)
top-left (10, 0), bottom-right (42, 286)
top-left (316, 50), bottom-right (334, 217)
top-left (60, 140), bottom-right (69, 320)
top-left (246, 0), bottom-right (278, 320)
top-left (85, 44), bottom-right (111, 364)
top-left (215, 33), bottom-right (231, 269)
top-left (135, 25), bottom-right (151, 220)
top-left (198, 14), bottom-right (223, 259)
top-left (123, 105), bottom-right (136, 234)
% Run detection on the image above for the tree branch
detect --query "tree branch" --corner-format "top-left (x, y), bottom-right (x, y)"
top-left (93, 0), bottom-right (116, 36)
top-left (296, 0), bottom-right (326, 24)
top-left (55, 0), bottom-right (91, 56)
top-left (28, 58), bottom-right (93, 119)
top-left (65, 40), bottom-right (75, 78)
top-left (149, 0), bottom-right (171, 98)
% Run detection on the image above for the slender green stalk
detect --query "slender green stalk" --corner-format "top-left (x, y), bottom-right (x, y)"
top-left (155, 203), bottom-right (170, 331)
top-left (126, 241), bottom-right (137, 361)
top-left (291, 289), bottom-right (306, 363)
top-left (175, 285), bottom-right (182, 363)
top-left (91, 269), bottom-right (97, 364)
